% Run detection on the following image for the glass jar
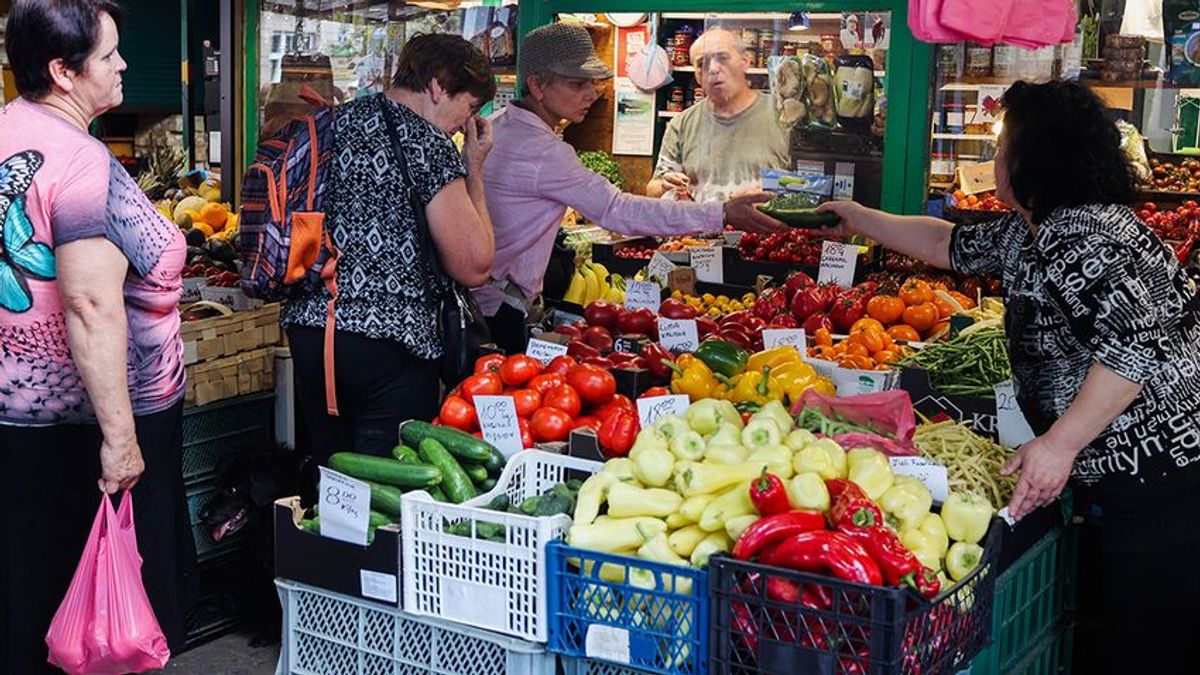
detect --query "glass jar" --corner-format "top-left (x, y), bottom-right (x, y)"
top-left (938, 43), bottom-right (965, 78)
top-left (965, 44), bottom-right (992, 77)
top-left (667, 86), bottom-right (685, 112)
top-left (930, 153), bottom-right (957, 184)
top-left (991, 45), bottom-right (1018, 78)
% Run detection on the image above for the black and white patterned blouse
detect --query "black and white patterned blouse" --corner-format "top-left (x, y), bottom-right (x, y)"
top-left (950, 204), bottom-right (1200, 492)
top-left (282, 95), bottom-right (464, 360)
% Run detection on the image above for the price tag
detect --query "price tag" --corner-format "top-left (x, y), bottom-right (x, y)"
top-left (997, 507), bottom-right (1018, 526)
top-left (474, 395), bottom-right (523, 457)
top-left (360, 570), bottom-right (398, 603)
top-left (994, 380), bottom-right (1036, 448)
top-left (586, 624), bottom-right (631, 664)
top-left (689, 245), bottom-right (723, 284)
top-left (817, 240), bottom-right (858, 289)
top-left (723, 231), bottom-right (744, 247)
top-left (526, 338), bottom-right (568, 365)
top-left (957, 161), bottom-right (997, 196)
top-left (889, 456), bottom-right (950, 503)
top-left (318, 467), bottom-right (371, 545)
top-left (624, 280), bottom-right (662, 313)
top-left (657, 318), bottom-right (699, 353)
top-left (647, 252), bottom-right (677, 285)
top-left (636, 394), bottom-right (690, 427)
top-left (762, 329), bottom-right (806, 352)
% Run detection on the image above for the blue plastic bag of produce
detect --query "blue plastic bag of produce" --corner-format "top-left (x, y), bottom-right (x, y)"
top-left (45, 492), bottom-right (170, 674)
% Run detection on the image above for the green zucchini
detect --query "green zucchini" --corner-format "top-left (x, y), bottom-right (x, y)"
top-left (329, 452), bottom-right (442, 489)
top-left (484, 447), bottom-right (506, 476)
top-left (401, 420), bottom-right (494, 464)
top-left (417, 438), bottom-right (478, 504)
top-left (390, 444), bottom-right (421, 464)
top-left (366, 481), bottom-right (404, 518)
top-left (462, 463), bottom-right (489, 485)
top-left (755, 204), bottom-right (841, 228)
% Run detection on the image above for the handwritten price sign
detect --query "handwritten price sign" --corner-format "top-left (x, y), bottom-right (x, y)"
top-left (636, 394), bottom-right (689, 427)
top-left (318, 467), bottom-right (371, 545)
top-left (475, 395), bottom-right (523, 457)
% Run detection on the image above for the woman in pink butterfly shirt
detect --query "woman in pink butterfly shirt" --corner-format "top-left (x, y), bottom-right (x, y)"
top-left (0, 2), bottom-right (192, 670)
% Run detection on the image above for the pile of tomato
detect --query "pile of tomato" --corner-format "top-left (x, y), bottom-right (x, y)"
top-left (806, 321), bottom-right (918, 371)
top-left (737, 230), bottom-right (854, 266)
top-left (1135, 201), bottom-right (1200, 242)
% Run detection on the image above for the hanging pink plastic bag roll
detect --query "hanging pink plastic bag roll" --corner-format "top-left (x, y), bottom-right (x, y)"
top-left (907, 0), bottom-right (969, 44)
top-left (45, 492), bottom-right (170, 675)
top-left (1001, 0), bottom-right (1077, 48)
top-left (938, 0), bottom-right (1016, 45)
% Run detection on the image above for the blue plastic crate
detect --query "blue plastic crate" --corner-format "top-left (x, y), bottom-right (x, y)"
top-left (547, 540), bottom-right (709, 675)
top-left (182, 393), bottom-right (274, 484)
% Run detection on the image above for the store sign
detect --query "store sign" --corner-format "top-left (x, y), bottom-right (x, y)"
top-left (637, 394), bottom-right (690, 427)
top-left (526, 338), bottom-right (569, 365)
top-left (762, 329), bottom-right (807, 353)
top-left (657, 318), bottom-right (699, 353)
top-left (318, 467), bottom-right (371, 545)
top-left (817, 240), bottom-right (858, 288)
top-left (624, 280), bottom-right (662, 313)
top-left (994, 380), bottom-right (1036, 448)
top-left (475, 395), bottom-right (523, 457)
top-left (689, 245), bottom-right (724, 284)
top-left (889, 456), bottom-right (950, 503)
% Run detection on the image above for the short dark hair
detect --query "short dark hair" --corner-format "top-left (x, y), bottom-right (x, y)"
top-left (5, 0), bottom-right (126, 100)
top-left (1000, 79), bottom-right (1136, 223)
top-left (391, 33), bottom-right (496, 105)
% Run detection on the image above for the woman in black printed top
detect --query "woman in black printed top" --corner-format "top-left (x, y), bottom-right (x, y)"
top-left (821, 80), bottom-right (1200, 669)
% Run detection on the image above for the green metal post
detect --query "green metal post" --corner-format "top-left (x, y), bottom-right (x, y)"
top-left (243, 0), bottom-right (260, 168)
top-left (181, 0), bottom-right (193, 168)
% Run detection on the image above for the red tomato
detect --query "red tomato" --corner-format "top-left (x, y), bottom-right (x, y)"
top-left (531, 407), bottom-right (573, 442)
top-left (474, 353), bottom-right (505, 375)
top-left (459, 372), bottom-right (503, 405)
top-left (518, 418), bottom-right (535, 449)
top-left (499, 354), bottom-right (542, 387)
top-left (545, 355), bottom-right (577, 377)
top-left (511, 389), bottom-right (542, 418)
top-left (543, 384), bottom-right (583, 418)
top-left (565, 364), bottom-right (617, 405)
top-left (439, 396), bottom-right (478, 432)
top-left (528, 372), bottom-right (566, 395)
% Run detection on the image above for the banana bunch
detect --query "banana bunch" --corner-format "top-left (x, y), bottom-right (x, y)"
top-left (564, 262), bottom-right (626, 305)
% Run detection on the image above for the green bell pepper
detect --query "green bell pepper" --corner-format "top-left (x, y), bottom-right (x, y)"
top-left (693, 339), bottom-right (750, 378)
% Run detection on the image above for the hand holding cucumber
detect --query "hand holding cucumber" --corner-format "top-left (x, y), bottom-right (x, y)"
top-left (723, 192), bottom-right (789, 234)
top-left (99, 435), bottom-right (144, 494)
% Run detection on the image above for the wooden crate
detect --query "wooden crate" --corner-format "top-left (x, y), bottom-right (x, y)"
top-left (185, 347), bottom-right (275, 407)
top-left (181, 303), bottom-right (282, 366)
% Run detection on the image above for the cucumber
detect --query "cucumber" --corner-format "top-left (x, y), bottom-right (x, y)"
top-left (479, 477), bottom-right (497, 492)
top-left (484, 447), bottom-right (506, 476)
top-left (755, 204), bottom-right (840, 228)
top-left (312, 508), bottom-right (394, 529)
top-left (430, 486), bottom-right (449, 502)
top-left (463, 463), bottom-right (489, 485)
top-left (401, 420), bottom-right (494, 464)
top-left (330, 452), bottom-right (442, 489)
top-left (366, 481), bottom-right (404, 518)
top-left (390, 444), bottom-right (421, 464)
top-left (417, 438), bottom-right (478, 504)
top-left (297, 516), bottom-right (379, 543)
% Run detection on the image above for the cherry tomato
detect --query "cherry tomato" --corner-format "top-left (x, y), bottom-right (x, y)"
top-left (543, 384), bottom-right (583, 418)
top-left (499, 354), bottom-right (542, 387)
top-left (511, 389), bottom-right (542, 418)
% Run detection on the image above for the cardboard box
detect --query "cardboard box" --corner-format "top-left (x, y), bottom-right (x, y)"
top-left (898, 368), bottom-right (999, 439)
top-left (274, 497), bottom-right (402, 606)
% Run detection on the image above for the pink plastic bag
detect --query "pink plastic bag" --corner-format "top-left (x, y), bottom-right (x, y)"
top-left (46, 492), bottom-right (170, 675)
top-left (907, 0), bottom-right (969, 43)
top-left (1000, 0), bottom-right (1076, 48)
top-left (793, 389), bottom-right (918, 455)
top-left (938, 0), bottom-right (1015, 45)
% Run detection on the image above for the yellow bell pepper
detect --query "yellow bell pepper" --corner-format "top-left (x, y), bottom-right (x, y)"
top-left (946, 542), bottom-right (985, 581)
top-left (917, 513), bottom-right (950, 557)
top-left (942, 491), bottom-right (994, 544)
top-left (879, 476), bottom-right (934, 529)
top-left (668, 354), bottom-right (721, 401)
top-left (726, 366), bottom-right (784, 406)
top-left (787, 472), bottom-right (831, 512)
top-left (847, 448), bottom-right (895, 500)
top-left (772, 361), bottom-right (824, 405)
top-left (746, 346), bottom-right (800, 373)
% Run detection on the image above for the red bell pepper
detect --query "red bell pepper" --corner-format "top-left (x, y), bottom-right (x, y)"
top-left (825, 478), bottom-right (865, 503)
top-left (731, 510), bottom-right (826, 561)
top-left (639, 386), bottom-right (671, 398)
top-left (830, 483), bottom-right (883, 530)
top-left (914, 566), bottom-right (941, 599)
top-left (840, 525), bottom-right (923, 588)
top-left (801, 583), bottom-right (833, 611)
top-left (597, 410), bottom-right (639, 456)
top-left (640, 342), bottom-right (675, 383)
top-left (766, 576), bottom-right (799, 604)
top-left (766, 531), bottom-right (884, 586)
top-left (749, 469), bottom-right (790, 516)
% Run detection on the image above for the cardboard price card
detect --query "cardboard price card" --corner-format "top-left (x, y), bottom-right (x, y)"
top-left (624, 280), bottom-right (662, 313)
top-left (817, 240), bottom-right (858, 289)
top-left (994, 380), bottom-right (1036, 448)
top-left (762, 329), bottom-right (806, 353)
top-left (318, 467), bottom-right (371, 545)
top-left (888, 456), bottom-right (950, 503)
top-left (657, 318), bottom-right (699, 353)
top-left (689, 245), bottom-right (723, 284)
top-left (474, 395), bottom-right (523, 457)
top-left (636, 394), bottom-right (690, 427)
top-left (647, 253), bottom-right (677, 285)
top-left (526, 338), bottom-right (569, 365)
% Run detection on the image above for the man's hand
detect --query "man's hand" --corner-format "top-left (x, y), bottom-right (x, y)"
top-left (723, 192), bottom-right (788, 234)
top-left (99, 434), bottom-right (144, 494)
top-left (462, 115), bottom-right (494, 172)
top-left (1001, 432), bottom-right (1080, 520)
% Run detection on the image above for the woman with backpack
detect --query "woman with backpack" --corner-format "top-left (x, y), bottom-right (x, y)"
top-left (282, 34), bottom-right (495, 465)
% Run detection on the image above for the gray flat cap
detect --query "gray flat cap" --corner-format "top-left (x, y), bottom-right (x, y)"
top-left (519, 23), bottom-right (614, 80)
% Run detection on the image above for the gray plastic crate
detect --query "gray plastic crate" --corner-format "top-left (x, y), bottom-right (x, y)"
top-left (277, 579), bottom-right (556, 675)
top-left (182, 393), bottom-right (274, 484)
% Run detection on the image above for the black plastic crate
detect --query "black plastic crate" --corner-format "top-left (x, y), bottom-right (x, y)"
top-left (182, 393), bottom-right (275, 485)
top-left (709, 523), bottom-right (1001, 675)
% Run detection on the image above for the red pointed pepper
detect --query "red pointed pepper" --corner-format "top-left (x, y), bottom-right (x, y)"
top-left (840, 525), bottom-right (923, 588)
top-left (731, 510), bottom-right (826, 561)
top-left (640, 342), bottom-right (675, 383)
top-left (766, 530), bottom-right (884, 586)
top-left (597, 410), bottom-right (639, 457)
top-left (749, 469), bottom-right (790, 516)
top-left (829, 481), bottom-right (883, 530)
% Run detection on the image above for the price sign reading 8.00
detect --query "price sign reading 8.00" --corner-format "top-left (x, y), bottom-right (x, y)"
top-left (318, 467), bottom-right (371, 545)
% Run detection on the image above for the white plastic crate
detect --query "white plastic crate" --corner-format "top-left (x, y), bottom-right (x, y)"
top-left (562, 656), bottom-right (659, 675)
top-left (276, 579), bottom-right (556, 675)
top-left (401, 450), bottom-right (603, 642)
